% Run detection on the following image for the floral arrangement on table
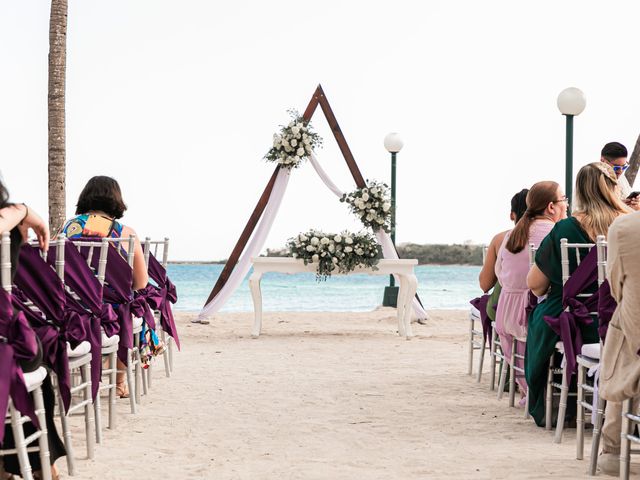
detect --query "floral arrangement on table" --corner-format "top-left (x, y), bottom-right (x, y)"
top-left (264, 110), bottom-right (323, 169)
top-left (287, 229), bottom-right (382, 280)
top-left (340, 180), bottom-right (392, 233)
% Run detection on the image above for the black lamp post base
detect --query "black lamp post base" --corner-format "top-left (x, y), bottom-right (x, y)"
top-left (382, 286), bottom-right (399, 308)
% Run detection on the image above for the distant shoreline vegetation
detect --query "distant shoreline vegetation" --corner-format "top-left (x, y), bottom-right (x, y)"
top-left (170, 243), bottom-right (484, 266)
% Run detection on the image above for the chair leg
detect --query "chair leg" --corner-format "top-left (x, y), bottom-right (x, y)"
top-left (108, 351), bottom-right (117, 429)
top-left (554, 364), bottom-right (569, 443)
top-left (620, 398), bottom-right (632, 480)
top-left (57, 384), bottom-right (75, 476)
top-left (508, 339), bottom-right (516, 408)
top-left (125, 349), bottom-right (137, 414)
top-left (497, 359), bottom-right (508, 400)
top-left (476, 340), bottom-right (486, 383)
top-left (33, 386), bottom-right (52, 480)
top-left (588, 396), bottom-right (605, 476)
top-left (524, 391), bottom-right (530, 419)
top-left (545, 355), bottom-right (555, 430)
top-left (468, 317), bottom-right (474, 376)
top-left (8, 401), bottom-right (35, 480)
top-left (576, 364), bottom-right (585, 460)
top-left (489, 327), bottom-right (497, 391)
top-left (94, 385), bottom-right (103, 445)
top-left (81, 364), bottom-right (95, 459)
top-left (168, 336), bottom-right (174, 372)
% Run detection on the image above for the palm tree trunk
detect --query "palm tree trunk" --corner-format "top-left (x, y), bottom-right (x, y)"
top-left (48, 0), bottom-right (68, 234)
top-left (626, 132), bottom-right (640, 187)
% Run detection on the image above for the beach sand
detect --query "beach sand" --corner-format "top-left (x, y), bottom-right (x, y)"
top-left (61, 309), bottom-right (608, 479)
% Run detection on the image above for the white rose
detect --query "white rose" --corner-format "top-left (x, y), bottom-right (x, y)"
top-left (302, 133), bottom-right (308, 140)
top-left (310, 237), bottom-right (320, 245)
top-left (296, 122), bottom-right (303, 129)
top-left (321, 237), bottom-right (330, 245)
top-left (377, 218), bottom-right (384, 224)
top-left (362, 193), bottom-right (369, 202)
top-left (356, 249), bottom-right (364, 255)
top-left (344, 246), bottom-right (353, 253)
top-left (288, 121), bottom-right (295, 128)
top-left (291, 138), bottom-right (298, 147)
top-left (284, 145), bottom-right (292, 153)
top-left (299, 234), bottom-right (308, 241)
top-left (366, 214), bottom-right (373, 221)
top-left (382, 203), bottom-right (391, 212)
top-left (296, 147), bottom-right (305, 156)
top-left (312, 254), bottom-right (319, 262)
top-left (358, 202), bottom-right (366, 210)
top-left (370, 188), bottom-right (378, 195)
top-left (334, 235), bottom-right (342, 243)
top-left (282, 139), bottom-right (290, 148)
top-left (328, 244), bottom-right (335, 253)
top-left (345, 237), bottom-right (353, 244)
top-left (291, 126), bottom-right (300, 135)
top-left (306, 245), bottom-right (315, 252)
top-left (332, 257), bottom-right (339, 264)
top-left (304, 137), bottom-right (311, 145)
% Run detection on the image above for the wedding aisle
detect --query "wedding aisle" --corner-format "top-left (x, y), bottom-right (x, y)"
top-left (72, 309), bottom-right (586, 479)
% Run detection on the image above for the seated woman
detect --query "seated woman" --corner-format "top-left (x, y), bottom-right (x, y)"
top-left (525, 162), bottom-right (629, 426)
top-left (494, 181), bottom-right (565, 402)
top-left (478, 189), bottom-right (528, 321)
top-left (0, 182), bottom-right (64, 480)
top-left (597, 210), bottom-right (640, 475)
top-left (60, 175), bottom-right (151, 397)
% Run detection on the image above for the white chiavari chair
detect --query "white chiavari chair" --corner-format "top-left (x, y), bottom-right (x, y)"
top-left (143, 237), bottom-right (173, 381)
top-left (571, 236), bottom-right (607, 474)
top-left (547, 238), bottom-right (598, 444)
top-left (0, 231), bottom-right (52, 480)
top-left (468, 247), bottom-right (487, 381)
top-left (48, 236), bottom-right (95, 475)
top-left (65, 236), bottom-right (120, 440)
top-left (104, 236), bottom-right (144, 409)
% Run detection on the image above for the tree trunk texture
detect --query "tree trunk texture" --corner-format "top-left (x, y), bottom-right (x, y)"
top-left (48, 0), bottom-right (68, 234)
top-left (626, 132), bottom-right (640, 187)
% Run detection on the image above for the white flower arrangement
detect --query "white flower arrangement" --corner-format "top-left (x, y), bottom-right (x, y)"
top-left (287, 229), bottom-right (381, 280)
top-left (264, 110), bottom-right (323, 169)
top-left (340, 180), bottom-right (392, 233)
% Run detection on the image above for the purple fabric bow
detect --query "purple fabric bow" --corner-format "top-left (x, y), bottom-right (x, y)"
top-left (13, 246), bottom-right (87, 411)
top-left (147, 254), bottom-right (180, 350)
top-left (597, 280), bottom-right (616, 341)
top-left (543, 247), bottom-right (598, 378)
top-left (0, 289), bottom-right (39, 443)
top-left (470, 294), bottom-right (491, 345)
top-left (130, 291), bottom-right (156, 330)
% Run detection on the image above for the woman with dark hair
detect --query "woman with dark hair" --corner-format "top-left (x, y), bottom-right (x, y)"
top-left (0, 182), bottom-right (64, 479)
top-left (60, 175), bottom-right (150, 397)
top-left (478, 189), bottom-right (529, 322)
top-left (494, 181), bottom-right (566, 402)
top-left (525, 163), bottom-right (629, 426)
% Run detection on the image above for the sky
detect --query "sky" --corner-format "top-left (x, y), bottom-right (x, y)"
top-left (1, 1), bottom-right (640, 261)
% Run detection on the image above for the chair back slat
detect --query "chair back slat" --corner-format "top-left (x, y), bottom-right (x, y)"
top-left (1, 231), bottom-right (11, 292)
top-left (528, 243), bottom-right (537, 268)
top-left (596, 235), bottom-right (607, 287)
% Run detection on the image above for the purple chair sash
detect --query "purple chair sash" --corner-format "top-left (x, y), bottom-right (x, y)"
top-left (597, 280), bottom-right (616, 341)
top-left (470, 294), bottom-right (491, 345)
top-left (0, 289), bottom-right (39, 443)
top-left (543, 247), bottom-right (598, 377)
top-left (13, 246), bottom-right (87, 411)
top-left (147, 254), bottom-right (180, 349)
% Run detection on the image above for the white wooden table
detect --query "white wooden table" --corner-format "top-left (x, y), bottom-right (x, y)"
top-left (249, 257), bottom-right (419, 339)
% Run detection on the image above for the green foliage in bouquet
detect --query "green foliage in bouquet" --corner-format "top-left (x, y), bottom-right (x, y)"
top-left (340, 180), bottom-right (392, 233)
top-left (264, 110), bottom-right (323, 169)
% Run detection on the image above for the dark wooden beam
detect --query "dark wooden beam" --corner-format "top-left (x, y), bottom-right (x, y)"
top-left (316, 85), bottom-right (366, 188)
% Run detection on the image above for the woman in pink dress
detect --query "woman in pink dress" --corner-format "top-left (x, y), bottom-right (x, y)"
top-left (494, 181), bottom-right (568, 398)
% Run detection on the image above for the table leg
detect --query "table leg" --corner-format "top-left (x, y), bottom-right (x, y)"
top-left (249, 272), bottom-right (263, 338)
top-left (397, 274), bottom-right (408, 337)
top-left (403, 275), bottom-right (418, 339)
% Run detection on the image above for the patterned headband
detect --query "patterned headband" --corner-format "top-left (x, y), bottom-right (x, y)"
top-left (594, 162), bottom-right (618, 183)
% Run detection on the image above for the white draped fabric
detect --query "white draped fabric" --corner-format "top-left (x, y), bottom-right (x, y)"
top-left (308, 153), bottom-right (428, 320)
top-left (198, 168), bottom-right (290, 320)
top-left (199, 154), bottom-right (428, 321)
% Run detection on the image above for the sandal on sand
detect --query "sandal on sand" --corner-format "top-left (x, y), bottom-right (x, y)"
top-left (116, 382), bottom-right (129, 398)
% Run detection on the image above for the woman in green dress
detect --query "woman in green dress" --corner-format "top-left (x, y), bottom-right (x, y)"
top-left (525, 162), bottom-right (629, 426)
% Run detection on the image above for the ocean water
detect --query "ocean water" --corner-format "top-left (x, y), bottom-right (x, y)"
top-left (167, 264), bottom-right (482, 313)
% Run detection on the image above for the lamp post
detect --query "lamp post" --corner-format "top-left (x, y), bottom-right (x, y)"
top-left (382, 132), bottom-right (403, 308)
top-left (557, 87), bottom-right (586, 207)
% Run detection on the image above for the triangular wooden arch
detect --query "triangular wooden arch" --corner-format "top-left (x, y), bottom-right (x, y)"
top-left (205, 84), bottom-right (409, 308)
